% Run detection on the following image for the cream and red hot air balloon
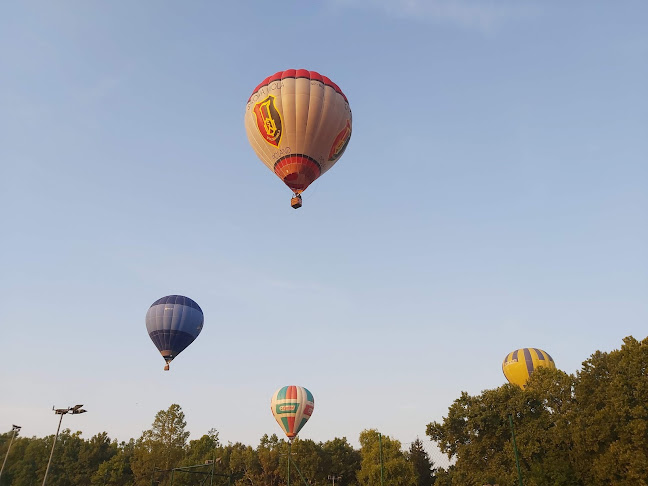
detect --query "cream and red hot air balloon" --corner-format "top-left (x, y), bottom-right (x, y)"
top-left (245, 69), bottom-right (352, 208)
top-left (502, 348), bottom-right (556, 389)
top-left (271, 386), bottom-right (314, 441)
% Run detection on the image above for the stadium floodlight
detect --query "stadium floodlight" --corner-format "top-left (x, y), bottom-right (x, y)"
top-left (328, 474), bottom-right (342, 486)
top-left (42, 406), bottom-right (88, 486)
top-left (0, 424), bottom-right (22, 481)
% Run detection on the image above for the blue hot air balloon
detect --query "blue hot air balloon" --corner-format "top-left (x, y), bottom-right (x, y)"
top-left (145, 295), bottom-right (204, 371)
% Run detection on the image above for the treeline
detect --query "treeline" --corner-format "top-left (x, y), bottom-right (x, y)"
top-left (0, 404), bottom-right (434, 486)
top-left (2, 336), bottom-right (647, 485)
top-left (428, 336), bottom-right (648, 485)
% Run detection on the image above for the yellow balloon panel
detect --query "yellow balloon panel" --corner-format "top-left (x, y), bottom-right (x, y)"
top-left (502, 348), bottom-right (556, 389)
top-left (245, 69), bottom-right (352, 194)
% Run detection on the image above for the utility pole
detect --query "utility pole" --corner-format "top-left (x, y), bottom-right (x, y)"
top-left (508, 414), bottom-right (523, 486)
top-left (0, 424), bottom-right (21, 481)
top-left (42, 405), bottom-right (87, 486)
top-left (379, 433), bottom-right (384, 486)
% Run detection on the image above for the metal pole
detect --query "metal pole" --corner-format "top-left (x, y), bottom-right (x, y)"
top-left (288, 456), bottom-right (310, 486)
top-left (0, 427), bottom-right (19, 481)
top-left (42, 413), bottom-right (65, 486)
top-left (378, 433), bottom-right (384, 486)
top-left (287, 440), bottom-right (291, 486)
top-left (508, 414), bottom-right (523, 486)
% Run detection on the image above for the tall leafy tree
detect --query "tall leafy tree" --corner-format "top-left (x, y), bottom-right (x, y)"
top-left (131, 403), bottom-right (190, 485)
top-left (426, 337), bottom-right (648, 485)
top-left (285, 438), bottom-right (325, 485)
top-left (182, 428), bottom-right (220, 466)
top-left (568, 336), bottom-right (648, 485)
top-left (0, 433), bottom-right (49, 486)
top-left (321, 437), bottom-right (361, 486)
top-left (91, 439), bottom-right (135, 486)
top-left (357, 429), bottom-right (415, 486)
top-left (427, 367), bottom-right (578, 486)
top-left (253, 433), bottom-right (283, 486)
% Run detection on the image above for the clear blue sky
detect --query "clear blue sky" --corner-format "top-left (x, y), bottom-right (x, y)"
top-left (1, 0), bottom-right (647, 459)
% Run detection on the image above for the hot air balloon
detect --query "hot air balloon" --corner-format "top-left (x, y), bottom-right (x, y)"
top-left (502, 348), bottom-right (556, 389)
top-left (271, 386), bottom-right (314, 441)
top-left (245, 69), bottom-right (352, 209)
top-left (145, 295), bottom-right (204, 371)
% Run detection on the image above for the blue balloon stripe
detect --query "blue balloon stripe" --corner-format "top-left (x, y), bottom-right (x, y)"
top-left (523, 348), bottom-right (534, 376)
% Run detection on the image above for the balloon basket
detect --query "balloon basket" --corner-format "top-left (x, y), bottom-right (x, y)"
top-left (164, 363), bottom-right (170, 371)
top-left (291, 195), bottom-right (302, 209)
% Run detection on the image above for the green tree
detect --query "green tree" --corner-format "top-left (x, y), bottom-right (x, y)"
top-left (255, 433), bottom-right (283, 486)
top-left (426, 367), bottom-right (578, 486)
top-left (284, 438), bottom-right (325, 485)
top-left (91, 439), bottom-right (135, 486)
top-left (226, 442), bottom-right (260, 486)
top-left (568, 336), bottom-right (648, 485)
top-left (357, 430), bottom-right (415, 486)
top-left (321, 437), bottom-right (361, 486)
top-left (131, 404), bottom-right (190, 485)
top-left (0, 433), bottom-right (44, 486)
top-left (182, 428), bottom-right (220, 466)
top-left (408, 438), bottom-right (434, 486)
top-left (74, 432), bottom-right (118, 485)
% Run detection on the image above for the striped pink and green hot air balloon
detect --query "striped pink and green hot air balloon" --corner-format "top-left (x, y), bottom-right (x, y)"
top-left (270, 386), bottom-right (314, 441)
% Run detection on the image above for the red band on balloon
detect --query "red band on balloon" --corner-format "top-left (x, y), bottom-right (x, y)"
top-left (249, 70), bottom-right (348, 103)
top-left (274, 155), bottom-right (322, 193)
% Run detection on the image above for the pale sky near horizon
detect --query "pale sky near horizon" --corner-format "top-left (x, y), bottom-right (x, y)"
top-left (1, 0), bottom-right (647, 463)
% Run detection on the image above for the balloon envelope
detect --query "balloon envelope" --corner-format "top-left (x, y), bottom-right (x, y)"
top-left (502, 348), bottom-right (556, 389)
top-left (271, 385), bottom-right (314, 440)
top-left (245, 69), bottom-right (352, 199)
top-left (145, 295), bottom-right (204, 370)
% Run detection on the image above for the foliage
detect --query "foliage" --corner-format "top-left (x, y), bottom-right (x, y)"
top-left (2, 337), bottom-right (646, 485)
top-left (131, 403), bottom-right (190, 485)
top-left (408, 438), bottom-right (435, 486)
top-left (321, 437), bottom-right (361, 486)
top-left (357, 429), bottom-right (416, 486)
top-left (426, 336), bottom-right (648, 486)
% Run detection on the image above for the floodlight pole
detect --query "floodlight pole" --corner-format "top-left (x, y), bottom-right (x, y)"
top-left (508, 414), bottom-right (524, 486)
top-left (0, 424), bottom-right (21, 481)
top-left (42, 406), bottom-right (86, 486)
top-left (42, 413), bottom-right (65, 486)
top-left (287, 440), bottom-right (292, 486)
top-left (378, 432), bottom-right (384, 486)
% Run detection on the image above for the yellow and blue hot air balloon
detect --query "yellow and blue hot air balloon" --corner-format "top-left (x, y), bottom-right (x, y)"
top-left (271, 386), bottom-right (314, 441)
top-left (245, 69), bottom-right (352, 209)
top-left (145, 295), bottom-right (204, 371)
top-left (502, 348), bottom-right (556, 389)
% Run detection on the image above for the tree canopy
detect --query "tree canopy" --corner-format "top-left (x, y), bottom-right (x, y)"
top-left (427, 336), bottom-right (648, 486)
top-left (1, 336), bottom-right (646, 486)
